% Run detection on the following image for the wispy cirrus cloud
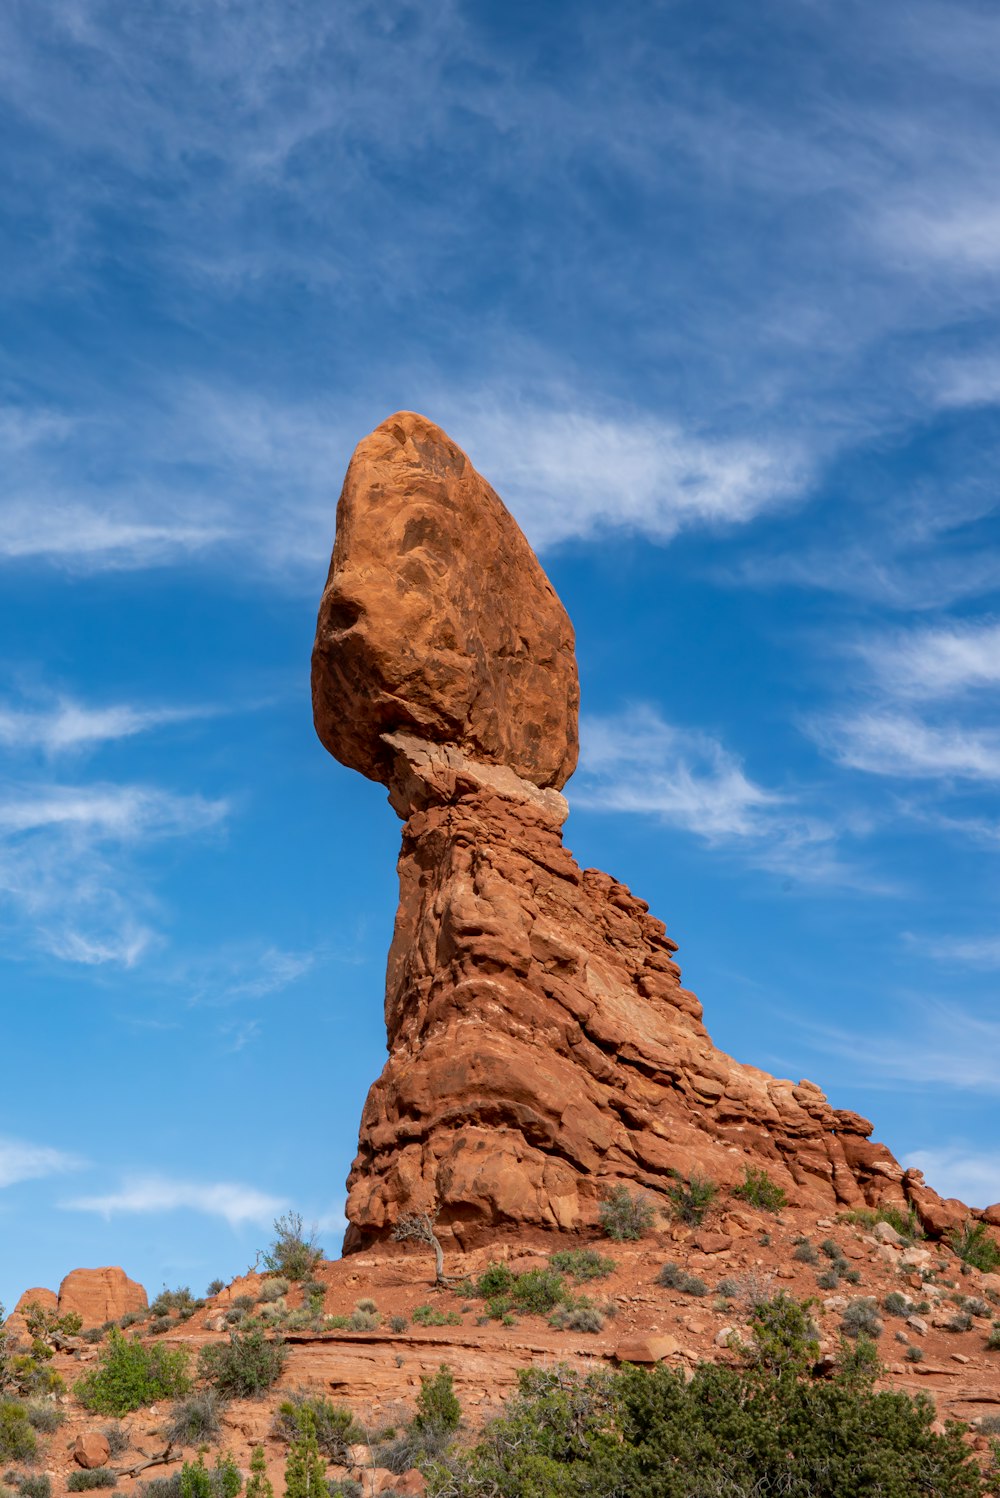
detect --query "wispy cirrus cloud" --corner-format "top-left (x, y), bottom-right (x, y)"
top-left (574, 704), bottom-right (868, 886)
top-left (0, 1135), bottom-right (83, 1189)
top-left (0, 697), bottom-right (214, 756)
top-left (64, 1175), bottom-right (286, 1228)
top-left (813, 712), bottom-right (1000, 782)
top-left (855, 618), bottom-right (1000, 700)
top-left (800, 997), bottom-right (1000, 1094)
top-left (0, 782), bottom-right (229, 966)
top-left (911, 933), bottom-right (1000, 969)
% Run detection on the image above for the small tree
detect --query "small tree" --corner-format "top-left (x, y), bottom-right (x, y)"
top-left (413, 1365), bottom-right (461, 1434)
top-left (393, 1212), bottom-right (446, 1284)
top-left (284, 1410), bottom-right (327, 1498)
top-left (261, 1213), bottom-right (322, 1281)
top-left (245, 1448), bottom-right (272, 1498)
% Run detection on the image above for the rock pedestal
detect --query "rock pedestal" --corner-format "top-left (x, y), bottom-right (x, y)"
top-left (314, 411), bottom-right (982, 1252)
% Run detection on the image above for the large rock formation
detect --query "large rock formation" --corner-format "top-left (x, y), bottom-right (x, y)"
top-left (313, 411), bottom-right (980, 1252)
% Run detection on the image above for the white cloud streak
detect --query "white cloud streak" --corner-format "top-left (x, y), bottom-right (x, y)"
top-left (573, 704), bottom-right (866, 886)
top-left (0, 699), bottom-right (212, 756)
top-left (815, 712), bottom-right (1000, 781)
top-left (803, 998), bottom-right (1000, 1093)
top-left (64, 1175), bottom-right (286, 1228)
top-left (0, 1136), bottom-right (82, 1188)
top-left (857, 618), bottom-right (1000, 700)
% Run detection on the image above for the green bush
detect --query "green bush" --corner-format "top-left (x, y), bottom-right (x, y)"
top-left (167, 1390), bottom-right (226, 1444)
top-left (987, 1324), bottom-right (1000, 1351)
top-left (149, 1288), bottom-right (197, 1318)
top-left (75, 1331), bottom-right (191, 1416)
top-left (22, 1403), bottom-right (63, 1434)
top-left (244, 1448), bottom-right (272, 1498)
top-left (549, 1302), bottom-right (604, 1333)
top-left (842, 1205), bottom-right (924, 1242)
top-left (905, 1344), bottom-right (924, 1362)
top-left (548, 1249), bottom-right (615, 1282)
top-left (206, 1281), bottom-right (226, 1299)
top-left (475, 1264), bottom-right (515, 1299)
top-left (883, 1291), bottom-right (910, 1317)
top-left (665, 1172), bottom-right (717, 1227)
top-left (197, 1327), bottom-right (285, 1398)
top-left (732, 1166), bottom-right (787, 1214)
top-left (655, 1263), bottom-right (707, 1296)
top-left (841, 1298), bottom-right (882, 1340)
top-left (261, 1213), bottom-right (322, 1282)
top-left (179, 1455), bottom-right (240, 1498)
top-left (66, 1470), bottom-right (117, 1490)
top-left (599, 1186), bottom-right (657, 1240)
top-left (0, 1401), bottom-right (37, 1463)
top-left (273, 1394), bottom-right (362, 1461)
top-left (414, 1365), bottom-right (460, 1434)
top-left (15, 1477), bottom-right (50, 1498)
top-left (411, 1306), bottom-right (461, 1327)
top-left (457, 1332), bottom-right (989, 1498)
top-left (793, 1241), bottom-right (819, 1265)
top-left (389, 1315), bottom-right (408, 1334)
top-left (950, 1221), bottom-right (1000, 1274)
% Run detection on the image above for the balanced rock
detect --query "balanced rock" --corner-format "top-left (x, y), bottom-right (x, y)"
top-left (314, 413), bottom-right (981, 1252)
top-left (312, 410), bottom-right (578, 792)
top-left (58, 1266), bottom-right (147, 1326)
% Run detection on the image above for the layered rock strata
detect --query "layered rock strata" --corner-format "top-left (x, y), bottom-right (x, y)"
top-left (313, 411), bottom-right (977, 1252)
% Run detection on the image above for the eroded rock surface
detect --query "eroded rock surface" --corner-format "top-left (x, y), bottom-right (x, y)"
top-left (57, 1267), bottom-right (147, 1326)
top-left (314, 413), bottom-right (983, 1250)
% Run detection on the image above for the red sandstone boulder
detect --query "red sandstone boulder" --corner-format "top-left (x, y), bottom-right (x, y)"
top-left (12, 1287), bottom-right (57, 1315)
top-left (58, 1267), bottom-right (147, 1327)
top-left (312, 410), bottom-right (579, 792)
top-left (614, 1334), bottom-right (682, 1364)
top-left (73, 1433), bottom-right (111, 1469)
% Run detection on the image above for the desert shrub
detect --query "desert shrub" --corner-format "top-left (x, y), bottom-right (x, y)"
top-left (793, 1242), bottom-right (819, 1265)
top-left (476, 1264), bottom-right (515, 1299)
top-left (665, 1172), bottom-right (717, 1227)
top-left (167, 1390), bottom-right (226, 1444)
top-left (15, 1478), bottom-right (50, 1498)
top-left (548, 1249), bottom-right (615, 1282)
top-left (22, 1403), bottom-right (62, 1434)
top-left (66, 1471), bottom-right (117, 1490)
top-left (299, 1281), bottom-right (325, 1306)
top-left (841, 1298), bottom-right (882, 1339)
top-left (946, 1311), bottom-right (973, 1333)
top-left (149, 1288), bottom-right (197, 1318)
top-left (988, 1324), bottom-right (1000, 1350)
top-left (388, 1315), bottom-right (408, 1334)
top-left (101, 1424), bottom-right (129, 1459)
top-left (599, 1186), bottom-right (657, 1240)
top-left (411, 1306), bottom-right (460, 1327)
top-left (950, 1221), bottom-right (1000, 1274)
top-left (258, 1279), bottom-right (289, 1304)
top-left (148, 1318), bottom-right (173, 1336)
top-left (273, 1394), bottom-right (362, 1461)
top-left (732, 1166), bottom-right (787, 1214)
top-left (0, 1403), bottom-right (36, 1463)
top-left (206, 1281), bottom-right (226, 1299)
top-left (843, 1205), bottom-right (924, 1242)
top-left (716, 1277), bottom-right (740, 1299)
top-left (960, 1295), bottom-right (989, 1318)
top-left (820, 1238), bottom-right (846, 1262)
top-left (655, 1263), bottom-right (707, 1297)
top-left (75, 1331), bottom-right (190, 1416)
top-left (818, 1266), bottom-right (842, 1288)
top-left (460, 1347), bottom-right (988, 1497)
top-left (197, 1328), bottom-right (285, 1398)
top-left (746, 1294), bottom-right (819, 1376)
top-left (345, 1307), bottom-right (379, 1332)
top-left (883, 1292), bottom-right (911, 1318)
top-left (262, 1213), bottom-right (322, 1282)
top-left (549, 1302), bottom-right (604, 1333)
top-left (905, 1344), bottom-right (925, 1362)
top-left (414, 1365), bottom-right (460, 1435)
top-left (178, 1455), bottom-right (241, 1498)
top-left (838, 1334), bottom-right (882, 1385)
top-left (508, 1269), bottom-right (565, 1315)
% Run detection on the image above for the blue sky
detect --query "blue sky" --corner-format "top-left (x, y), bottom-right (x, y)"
top-left (2, 0), bottom-right (1000, 1308)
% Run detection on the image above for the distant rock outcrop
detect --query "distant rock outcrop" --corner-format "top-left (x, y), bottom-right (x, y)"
top-left (313, 411), bottom-right (995, 1252)
top-left (57, 1266), bottom-right (147, 1326)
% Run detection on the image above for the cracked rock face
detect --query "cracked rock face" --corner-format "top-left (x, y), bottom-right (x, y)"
top-left (313, 413), bottom-right (972, 1253)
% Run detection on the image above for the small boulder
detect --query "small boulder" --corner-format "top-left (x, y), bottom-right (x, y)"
top-left (614, 1334), bottom-right (680, 1364)
top-left (873, 1221), bottom-right (905, 1247)
top-left (73, 1433), bottom-right (111, 1470)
